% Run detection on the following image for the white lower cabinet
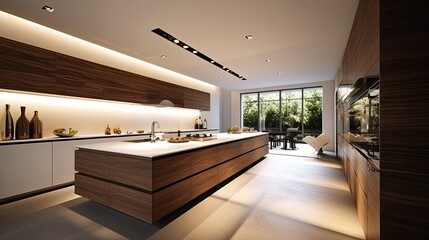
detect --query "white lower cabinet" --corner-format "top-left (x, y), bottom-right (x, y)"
top-left (0, 142), bottom-right (53, 199)
top-left (1, 135), bottom-right (147, 200)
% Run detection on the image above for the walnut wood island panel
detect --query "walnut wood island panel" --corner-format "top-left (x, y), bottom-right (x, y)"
top-left (74, 133), bottom-right (268, 223)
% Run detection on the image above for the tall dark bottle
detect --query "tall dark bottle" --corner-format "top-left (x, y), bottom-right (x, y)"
top-left (15, 106), bottom-right (30, 140)
top-left (30, 111), bottom-right (43, 138)
top-left (0, 104), bottom-right (14, 140)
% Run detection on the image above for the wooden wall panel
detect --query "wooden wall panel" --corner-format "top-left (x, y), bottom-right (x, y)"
top-left (0, 37), bottom-right (56, 94)
top-left (380, 0), bottom-right (429, 238)
top-left (55, 53), bottom-right (118, 101)
top-left (366, 0), bottom-right (379, 73)
top-left (75, 150), bottom-right (109, 179)
top-left (110, 155), bottom-right (152, 190)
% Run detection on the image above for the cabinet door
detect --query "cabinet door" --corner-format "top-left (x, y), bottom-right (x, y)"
top-left (0, 37), bottom-right (56, 94)
top-left (53, 136), bottom-right (145, 185)
top-left (117, 70), bottom-right (147, 104)
top-left (219, 156), bottom-right (243, 182)
top-left (145, 78), bottom-right (184, 107)
top-left (0, 142), bottom-right (52, 199)
top-left (366, 165), bottom-right (380, 240)
top-left (55, 53), bottom-right (118, 101)
top-left (190, 146), bottom-right (219, 175)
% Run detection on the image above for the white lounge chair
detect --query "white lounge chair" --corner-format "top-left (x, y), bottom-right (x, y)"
top-left (303, 133), bottom-right (330, 154)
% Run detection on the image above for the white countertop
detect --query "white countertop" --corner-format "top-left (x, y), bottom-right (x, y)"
top-left (76, 132), bottom-right (267, 158)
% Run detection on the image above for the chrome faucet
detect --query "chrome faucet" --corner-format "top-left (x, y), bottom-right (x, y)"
top-left (150, 121), bottom-right (160, 143)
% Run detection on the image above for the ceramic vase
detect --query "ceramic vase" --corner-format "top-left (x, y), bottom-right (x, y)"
top-left (15, 106), bottom-right (30, 140)
top-left (0, 104), bottom-right (14, 140)
top-left (30, 111), bottom-right (43, 138)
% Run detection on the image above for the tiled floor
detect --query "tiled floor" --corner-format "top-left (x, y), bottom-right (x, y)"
top-left (0, 150), bottom-right (364, 240)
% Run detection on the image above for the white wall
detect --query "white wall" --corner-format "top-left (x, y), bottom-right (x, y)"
top-left (0, 11), bottom-right (220, 132)
top-left (0, 91), bottom-right (202, 138)
top-left (229, 80), bottom-right (336, 151)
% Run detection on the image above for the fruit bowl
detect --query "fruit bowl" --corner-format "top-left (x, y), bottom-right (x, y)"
top-left (53, 128), bottom-right (78, 137)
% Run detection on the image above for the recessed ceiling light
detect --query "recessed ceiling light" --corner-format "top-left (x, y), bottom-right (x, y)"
top-left (42, 5), bottom-right (54, 13)
top-left (277, 72), bottom-right (282, 75)
top-left (245, 35), bottom-right (253, 40)
top-left (266, 59), bottom-right (271, 62)
top-left (161, 55), bottom-right (167, 58)
top-left (152, 28), bottom-right (246, 80)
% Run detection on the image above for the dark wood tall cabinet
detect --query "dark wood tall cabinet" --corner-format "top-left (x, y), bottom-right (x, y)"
top-left (335, 0), bottom-right (380, 239)
top-left (337, 0), bottom-right (429, 239)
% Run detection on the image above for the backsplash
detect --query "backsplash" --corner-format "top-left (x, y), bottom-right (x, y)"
top-left (0, 91), bottom-right (201, 139)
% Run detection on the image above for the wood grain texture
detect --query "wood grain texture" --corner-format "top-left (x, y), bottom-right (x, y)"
top-left (253, 134), bottom-right (269, 149)
top-left (241, 138), bottom-right (254, 153)
top-left (75, 173), bottom-right (109, 206)
top-left (55, 53), bottom-right (118, 101)
top-left (117, 69), bottom-right (147, 104)
top-left (252, 145), bottom-right (268, 164)
top-left (356, 183), bottom-right (368, 238)
top-left (366, 0), bottom-right (379, 73)
top-left (75, 150), bottom-right (109, 179)
top-left (109, 155), bottom-right (152, 190)
top-left (109, 183), bottom-right (152, 223)
top-left (152, 153), bottom-right (190, 190)
top-left (219, 156), bottom-right (243, 183)
top-left (152, 179), bottom-right (190, 222)
top-left (380, 0), bottom-right (429, 237)
top-left (190, 146), bottom-right (219, 175)
top-left (145, 78), bottom-right (184, 107)
top-left (190, 167), bottom-right (219, 199)
top-left (218, 140), bottom-right (242, 163)
top-left (367, 169), bottom-right (380, 240)
top-left (242, 152), bottom-right (255, 168)
top-left (0, 37), bottom-right (56, 94)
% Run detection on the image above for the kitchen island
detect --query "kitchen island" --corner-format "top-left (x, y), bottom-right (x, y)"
top-left (74, 132), bottom-right (268, 223)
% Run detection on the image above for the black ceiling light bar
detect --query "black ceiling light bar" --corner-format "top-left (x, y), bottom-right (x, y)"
top-left (152, 28), bottom-right (246, 80)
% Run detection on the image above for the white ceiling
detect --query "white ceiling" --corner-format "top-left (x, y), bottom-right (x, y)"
top-left (0, 0), bottom-right (358, 91)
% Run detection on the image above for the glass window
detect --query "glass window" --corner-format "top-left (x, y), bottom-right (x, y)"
top-left (241, 93), bottom-right (259, 130)
top-left (259, 91), bottom-right (280, 131)
top-left (303, 87), bottom-right (323, 136)
top-left (281, 89), bottom-right (302, 130)
top-left (240, 87), bottom-right (323, 138)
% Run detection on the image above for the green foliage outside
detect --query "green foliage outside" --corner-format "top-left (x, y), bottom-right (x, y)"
top-left (242, 89), bottom-right (322, 134)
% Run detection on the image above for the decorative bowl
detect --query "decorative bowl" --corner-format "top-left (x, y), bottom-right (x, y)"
top-left (53, 128), bottom-right (78, 137)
